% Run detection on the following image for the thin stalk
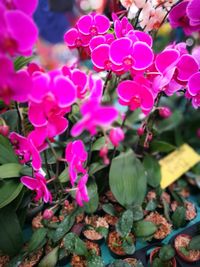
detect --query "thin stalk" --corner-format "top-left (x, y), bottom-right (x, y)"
top-left (15, 102), bottom-right (22, 134)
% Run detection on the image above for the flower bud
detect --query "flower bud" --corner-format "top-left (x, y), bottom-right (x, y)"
top-left (159, 107), bottom-right (172, 118)
top-left (43, 209), bottom-right (53, 220)
top-left (109, 127), bottom-right (124, 147)
top-left (137, 127), bottom-right (144, 136)
top-left (0, 125), bottom-right (9, 137)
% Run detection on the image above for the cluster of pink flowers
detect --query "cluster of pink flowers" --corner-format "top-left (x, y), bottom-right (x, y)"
top-left (169, 0), bottom-right (200, 35)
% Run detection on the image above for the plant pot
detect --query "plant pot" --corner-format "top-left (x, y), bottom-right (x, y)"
top-left (124, 257), bottom-right (142, 266)
top-left (107, 231), bottom-right (135, 258)
top-left (150, 247), bottom-right (177, 267)
top-left (174, 234), bottom-right (200, 263)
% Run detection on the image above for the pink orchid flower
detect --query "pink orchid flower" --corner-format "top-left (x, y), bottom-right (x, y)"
top-left (109, 127), bottom-right (125, 147)
top-left (64, 27), bottom-right (91, 48)
top-left (9, 132), bottom-right (42, 170)
top-left (21, 172), bottom-right (52, 203)
top-left (92, 37), bottom-right (153, 73)
top-left (75, 174), bottom-right (89, 207)
top-left (65, 140), bottom-right (88, 186)
top-left (71, 99), bottom-right (119, 136)
top-left (0, 2), bottom-right (38, 56)
top-left (117, 79), bottom-right (154, 114)
top-left (112, 13), bottom-right (134, 38)
top-left (0, 55), bottom-right (32, 104)
top-left (187, 72), bottom-right (200, 109)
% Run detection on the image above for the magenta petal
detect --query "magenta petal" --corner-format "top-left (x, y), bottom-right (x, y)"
top-left (91, 44), bottom-right (110, 69)
top-left (12, 70), bottom-right (31, 102)
top-left (176, 54), bottom-right (199, 81)
top-left (5, 10), bottom-right (38, 54)
top-left (72, 70), bottom-right (87, 94)
top-left (94, 14), bottom-right (110, 34)
top-left (94, 107), bottom-right (118, 125)
top-left (140, 86), bottom-right (154, 110)
top-left (168, 1), bottom-right (189, 28)
top-left (117, 80), bottom-right (140, 101)
top-left (132, 42), bottom-right (153, 70)
top-left (14, 0), bottom-right (38, 15)
top-left (29, 102), bottom-right (47, 127)
top-left (188, 72), bottom-right (200, 96)
top-left (77, 15), bottom-right (92, 35)
top-left (71, 120), bottom-right (86, 137)
top-left (89, 35), bottom-right (106, 51)
top-left (64, 28), bottom-right (79, 47)
top-left (30, 73), bottom-right (49, 102)
top-left (53, 76), bottom-right (76, 107)
top-left (29, 140), bottom-right (42, 170)
top-left (89, 77), bottom-right (103, 101)
top-left (133, 30), bottom-right (153, 47)
top-left (47, 116), bottom-right (68, 137)
top-left (75, 190), bottom-right (83, 206)
top-left (155, 49), bottom-right (180, 73)
top-left (73, 140), bottom-right (87, 160)
top-left (186, 0), bottom-right (200, 25)
top-left (21, 176), bottom-right (38, 190)
top-left (110, 38), bottom-right (132, 65)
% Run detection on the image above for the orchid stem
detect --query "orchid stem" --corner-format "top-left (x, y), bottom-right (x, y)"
top-left (15, 101), bottom-right (22, 134)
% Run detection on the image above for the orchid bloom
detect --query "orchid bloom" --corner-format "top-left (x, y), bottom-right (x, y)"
top-left (117, 79), bottom-right (154, 115)
top-left (9, 132), bottom-right (42, 171)
top-left (186, 72), bottom-right (200, 109)
top-left (65, 140), bottom-right (88, 186)
top-left (0, 55), bottom-right (32, 104)
top-left (0, 1), bottom-right (38, 56)
top-left (75, 174), bottom-right (89, 207)
top-left (109, 127), bottom-right (125, 147)
top-left (21, 172), bottom-right (52, 203)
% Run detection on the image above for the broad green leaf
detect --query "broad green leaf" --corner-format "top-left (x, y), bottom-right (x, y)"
top-left (87, 254), bottom-right (104, 267)
top-left (0, 180), bottom-right (23, 208)
top-left (89, 162), bottom-right (107, 175)
top-left (144, 155), bottom-right (161, 188)
top-left (122, 240), bottom-right (135, 255)
top-left (28, 228), bottom-right (48, 253)
top-left (53, 208), bottom-right (80, 242)
top-left (156, 111), bottom-right (183, 133)
top-left (102, 203), bottom-right (116, 216)
top-left (0, 207), bottom-right (23, 256)
top-left (0, 163), bottom-right (22, 179)
top-left (109, 260), bottom-right (130, 267)
top-left (109, 150), bottom-right (147, 207)
top-left (84, 178), bottom-right (99, 214)
top-left (134, 220), bottom-right (157, 237)
top-left (1, 110), bottom-right (18, 131)
top-left (64, 233), bottom-right (87, 256)
top-left (171, 206), bottom-right (186, 229)
top-left (0, 135), bottom-right (18, 164)
top-left (131, 205), bottom-right (144, 221)
top-left (92, 137), bottom-right (113, 151)
top-left (159, 245), bottom-right (175, 261)
top-left (116, 210), bottom-right (133, 237)
top-left (150, 140), bottom-right (176, 153)
top-left (38, 246), bottom-right (59, 267)
top-left (189, 235), bottom-right (200, 250)
top-left (58, 167), bottom-right (69, 183)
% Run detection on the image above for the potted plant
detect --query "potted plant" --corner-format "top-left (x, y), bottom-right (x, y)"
top-left (174, 234), bottom-right (200, 262)
top-left (150, 244), bottom-right (176, 267)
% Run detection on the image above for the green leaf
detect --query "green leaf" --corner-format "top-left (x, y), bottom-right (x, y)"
top-left (0, 207), bottom-right (23, 256)
top-left (159, 245), bottom-right (175, 261)
top-left (171, 206), bottom-right (186, 229)
top-left (152, 258), bottom-right (163, 267)
top-left (84, 178), bottom-right (99, 214)
top-left (134, 220), bottom-right (157, 237)
top-left (131, 205), bottom-right (144, 221)
top-left (144, 155), bottom-right (161, 188)
top-left (0, 163), bottom-right (22, 179)
top-left (89, 162), bottom-right (107, 176)
top-left (145, 200), bottom-right (157, 211)
top-left (0, 135), bottom-right (18, 164)
top-left (20, 166), bottom-right (33, 176)
top-left (1, 110), bottom-right (18, 131)
top-left (156, 111), bottom-right (183, 133)
top-left (188, 235), bottom-right (200, 250)
top-left (92, 137), bottom-right (113, 151)
top-left (150, 141), bottom-right (176, 153)
top-left (58, 167), bottom-right (69, 183)
top-left (14, 56), bottom-right (35, 71)
top-left (28, 228), bottom-right (48, 253)
top-left (0, 180), bottom-right (23, 208)
top-left (102, 203), bottom-right (116, 216)
top-left (64, 233), bottom-right (87, 256)
top-left (53, 208), bottom-right (80, 242)
top-left (109, 150), bottom-right (147, 207)
top-left (96, 226), bottom-right (108, 239)
top-left (87, 254), bottom-right (104, 267)
top-left (122, 240), bottom-right (135, 255)
top-left (116, 210), bottom-right (133, 237)
top-left (109, 260), bottom-right (131, 267)
top-left (38, 246), bottom-right (59, 267)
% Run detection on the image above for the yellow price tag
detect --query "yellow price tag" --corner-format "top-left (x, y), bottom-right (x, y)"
top-left (160, 144), bottom-right (200, 189)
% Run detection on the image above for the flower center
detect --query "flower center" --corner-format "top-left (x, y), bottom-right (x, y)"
top-left (123, 56), bottom-right (134, 69)
top-left (104, 60), bottom-right (112, 70)
top-left (130, 95), bottom-right (141, 110)
top-left (90, 25), bottom-right (98, 36)
top-left (75, 38), bottom-right (82, 47)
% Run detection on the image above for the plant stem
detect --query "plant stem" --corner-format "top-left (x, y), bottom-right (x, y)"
top-left (44, 150), bottom-right (51, 180)
top-left (103, 70), bottom-right (112, 95)
top-left (15, 102), bottom-right (22, 134)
